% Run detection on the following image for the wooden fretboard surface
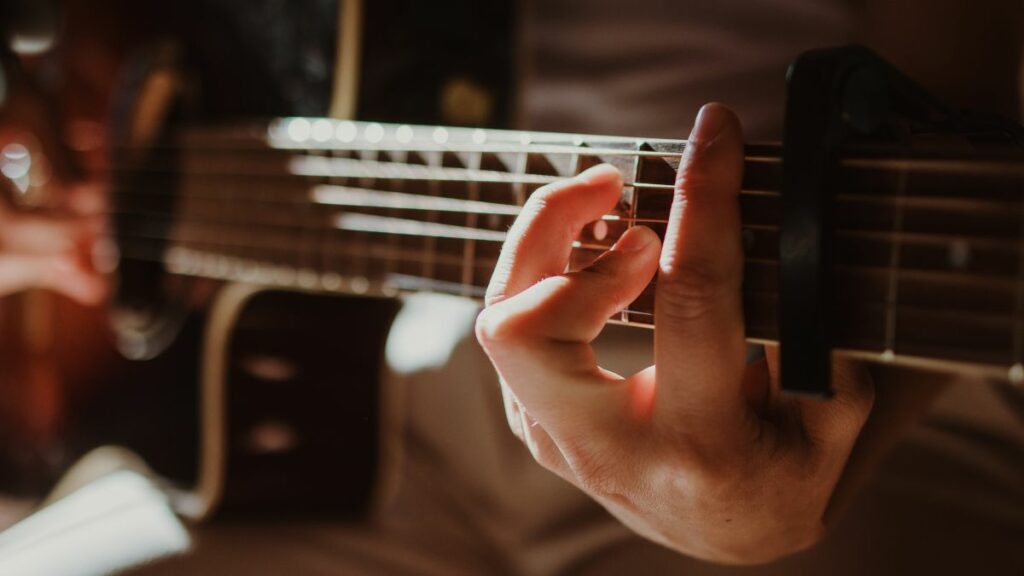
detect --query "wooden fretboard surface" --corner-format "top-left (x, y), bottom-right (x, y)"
top-left (111, 118), bottom-right (1024, 381)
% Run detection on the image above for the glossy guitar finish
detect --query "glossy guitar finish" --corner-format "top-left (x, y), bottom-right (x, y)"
top-left (2, 0), bottom-right (517, 521)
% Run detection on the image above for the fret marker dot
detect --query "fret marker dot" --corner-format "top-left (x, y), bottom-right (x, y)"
top-left (274, 267), bottom-right (296, 286)
top-left (432, 127), bottom-right (449, 144)
top-left (311, 119), bottom-right (333, 142)
top-left (472, 129), bottom-right (487, 144)
top-left (881, 349), bottom-right (895, 362)
top-left (949, 239), bottom-right (971, 269)
top-left (297, 269), bottom-right (318, 289)
top-left (592, 220), bottom-right (609, 241)
top-left (396, 125), bottom-right (414, 144)
top-left (336, 121), bottom-right (357, 142)
top-left (365, 123), bottom-right (385, 143)
top-left (351, 276), bottom-right (369, 294)
top-left (1010, 363), bottom-right (1024, 385)
top-left (286, 118), bottom-right (311, 142)
top-left (322, 273), bottom-right (342, 290)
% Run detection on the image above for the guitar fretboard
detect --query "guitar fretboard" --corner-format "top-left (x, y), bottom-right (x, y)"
top-left (112, 118), bottom-right (1024, 381)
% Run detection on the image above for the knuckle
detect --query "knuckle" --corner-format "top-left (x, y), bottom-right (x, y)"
top-left (675, 162), bottom-right (718, 198)
top-left (574, 261), bottom-right (628, 299)
top-left (657, 256), bottom-right (733, 321)
top-left (561, 440), bottom-right (627, 500)
top-left (474, 305), bottom-right (514, 347)
top-left (529, 180), bottom-right (573, 212)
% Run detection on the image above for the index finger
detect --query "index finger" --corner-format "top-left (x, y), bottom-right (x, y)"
top-left (485, 164), bottom-right (623, 306)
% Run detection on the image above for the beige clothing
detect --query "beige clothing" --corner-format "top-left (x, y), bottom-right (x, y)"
top-left (522, 0), bottom-right (853, 139)
top-left (131, 294), bottom-right (1023, 575)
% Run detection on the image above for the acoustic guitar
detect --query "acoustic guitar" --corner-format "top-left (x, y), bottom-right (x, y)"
top-left (2, 0), bottom-right (1022, 522)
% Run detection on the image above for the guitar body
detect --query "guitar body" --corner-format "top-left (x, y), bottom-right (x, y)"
top-left (1, 0), bottom-right (516, 520)
top-left (8, 0), bottom-right (1018, 526)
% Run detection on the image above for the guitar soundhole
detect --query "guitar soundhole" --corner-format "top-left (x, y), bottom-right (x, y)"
top-left (108, 45), bottom-right (193, 360)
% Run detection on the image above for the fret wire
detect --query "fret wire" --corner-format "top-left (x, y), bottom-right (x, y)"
top-left (623, 141), bottom-right (643, 323)
top-left (882, 163), bottom-right (908, 360)
top-left (423, 151), bottom-right (442, 282)
top-left (461, 150), bottom-right (483, 296)
top-left (324, 148), bottom-right (344, 282)
top-left (389, 149), bottom-right (410, 283)
top-left (363, 148), bottom-right (392, 280)
top-left (564, 148), bottom-right (585, 278)
top-left (321, 147), bottom-right (342, 276)
top-left (299, 147), bottom-right (322, 278)
top-left (1013, 179), bottom-right (1024, 382)
top-left (513, 149), bottom-right (528, 206)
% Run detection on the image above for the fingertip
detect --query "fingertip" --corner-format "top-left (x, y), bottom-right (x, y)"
top-left (690, 102), bottom-right (742, 146)
top-left (576, 163), bottom-right (622, 187)
top-left (611, 225), bottom-right (660, 254)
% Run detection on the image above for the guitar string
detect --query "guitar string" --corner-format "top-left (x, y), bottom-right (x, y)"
top-left (82, 127), bottom-right (1024, 330)
top-left (105, 217), bottom-right (1024, 294)
top-left (95, 122), bottom-right (1024, 367)
top-left (110, 136), bottom-right (1024, 177)
top-left (109, 237), bottom-right (1024, 350)
top-left (101, 169), bottom-right (1024, 217)
top-left (100, 170), bottom-right (1024, 254)
top-left (98, 163), bottom-right (1024, 292)
top-left (102, 153), bottom-right (1024, 208)
top-left (104, 219), bottom-right (1024, 366)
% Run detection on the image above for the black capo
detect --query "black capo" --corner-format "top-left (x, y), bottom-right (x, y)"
top-left (779, 45), bottom-right (1024, 395)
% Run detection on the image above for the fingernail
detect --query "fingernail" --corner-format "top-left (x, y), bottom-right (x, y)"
top-left (689, 103), bottom-right (730, 146)
top-left (576, 163), bottom-right (621, 186)
top-left (612, 225), bottom-right (656, 253)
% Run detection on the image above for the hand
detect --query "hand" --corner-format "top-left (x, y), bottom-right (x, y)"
top-left (0, 181), bottom-right (107, 304)
top-left (476, 103), bottom-right (874, 564)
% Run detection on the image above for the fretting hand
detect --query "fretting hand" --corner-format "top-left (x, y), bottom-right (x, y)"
top-left (476, 103), bottom-right (874, 564)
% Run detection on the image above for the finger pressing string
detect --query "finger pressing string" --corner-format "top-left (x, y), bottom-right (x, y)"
top-left (484, 163), bottom-right (623, 306)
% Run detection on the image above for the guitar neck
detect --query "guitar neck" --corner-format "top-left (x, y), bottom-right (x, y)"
top-left (113, 118), bottom-right (1024, 381)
